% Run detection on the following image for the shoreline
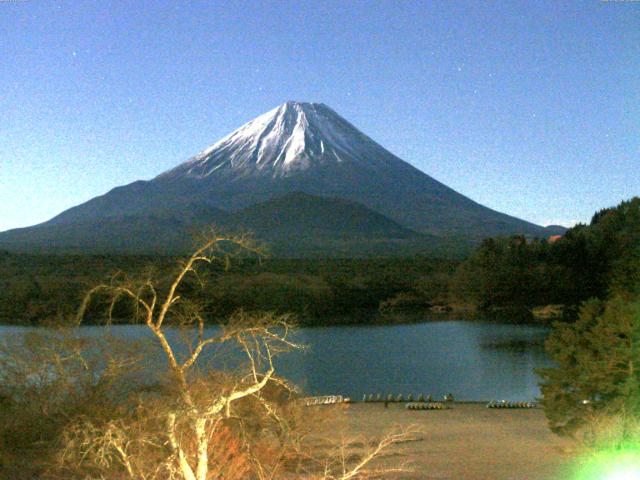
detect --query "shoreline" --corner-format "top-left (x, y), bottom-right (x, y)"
top-left (0, 310), bottom-right (556, 328)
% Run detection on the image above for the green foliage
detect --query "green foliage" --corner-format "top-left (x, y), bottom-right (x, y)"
top-left (209, 272), bottom-right (335, 318)
top-left (454, 197), bottom-right (640, 312)
top-left (452, 236), bottom-right (562, 309)
top-left (588, 197), bottom-right (640, 298)
top-left (0, 254), bottom-right (460, 325)
top-left (0, 253), bottom-right (171, 324)
top-left (538, 297), bottom-right (640, 437)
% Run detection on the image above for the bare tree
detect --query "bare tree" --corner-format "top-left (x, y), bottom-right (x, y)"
top-left (297, 425), bottom-right (420, 480)
top-left (72, 233), bottom-right (298, 479)
top-left (61, 233), bottom-right (417, 480)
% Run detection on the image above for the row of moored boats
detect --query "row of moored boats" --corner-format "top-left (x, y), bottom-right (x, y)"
top-left (302, 395), bottom-right (537, 409)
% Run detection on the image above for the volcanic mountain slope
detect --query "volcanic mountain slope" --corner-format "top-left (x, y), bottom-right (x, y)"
top-left (0, 101), bottom-right (562, 255)
top-left (0, 193), bottom-right (427, 255)
top-left (0, 205), bottom-right (229, 254)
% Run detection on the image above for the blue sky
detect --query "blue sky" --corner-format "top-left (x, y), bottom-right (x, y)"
top-left (1, 0), bottom-right (638, 232)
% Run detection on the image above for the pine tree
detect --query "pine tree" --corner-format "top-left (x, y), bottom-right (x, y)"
top-left (538, 297), bottom-right (640, 438)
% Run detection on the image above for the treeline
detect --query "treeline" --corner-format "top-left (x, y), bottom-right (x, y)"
top-left (452, 197), bottom-right (640, 313)
top-left (0, 253), bottom-right (173, 325)
top-left (0, 252), bottom-right (458, 326)
top-left (2, 197), bottom-right (637, 326)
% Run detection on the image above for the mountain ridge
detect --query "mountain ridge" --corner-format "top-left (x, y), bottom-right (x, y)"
top-left (0, 101), bottom-right (564, 255)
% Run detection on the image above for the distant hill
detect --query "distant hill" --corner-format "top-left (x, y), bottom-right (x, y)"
top-left (0, 193), bottom-right (443, 257)
top-left (228, 192), bottom-right (419, 240)
top-left (543, 225), bottom-right (571, 236)
top-left (0, 101), bottom-right (563, 255)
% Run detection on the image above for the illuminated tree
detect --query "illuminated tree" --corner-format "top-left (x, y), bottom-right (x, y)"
top-left (539, 297), bottom-right (640, 444)
top-left (64, 232), bottom-right (416, 480)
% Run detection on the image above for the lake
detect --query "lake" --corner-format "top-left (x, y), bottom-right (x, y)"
top-left (0, 320), bottom-right (551, 402)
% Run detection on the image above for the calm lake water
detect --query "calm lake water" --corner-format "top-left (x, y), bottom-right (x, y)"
top-left (0, 321), bottom-right (551, 402)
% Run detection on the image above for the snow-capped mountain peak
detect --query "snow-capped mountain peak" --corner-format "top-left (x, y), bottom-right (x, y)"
top-left (158, 101), bottom-right (397, 180)
top-left (0, 100), bottom-right (554, 253)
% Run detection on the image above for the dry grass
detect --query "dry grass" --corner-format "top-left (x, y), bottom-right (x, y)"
top-left (309, 403), bottom-right (577, 480)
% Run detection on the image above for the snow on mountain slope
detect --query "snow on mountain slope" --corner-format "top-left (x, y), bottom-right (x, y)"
top-left (158, 101), bottom-right (405, 180)
top-left (151, 101), bottom-right (546, 237)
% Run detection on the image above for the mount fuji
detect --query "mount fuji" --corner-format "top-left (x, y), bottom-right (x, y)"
top-left (0, 101), bottom-right (562, 255)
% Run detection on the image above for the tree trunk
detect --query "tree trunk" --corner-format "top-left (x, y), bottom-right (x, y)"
top-left (167, 413), bottom-right (197, 480)
top-left (195, 417), bottom-right (209, 480)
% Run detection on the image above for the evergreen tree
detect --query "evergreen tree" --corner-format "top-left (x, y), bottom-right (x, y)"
top-left (539, 297), bottom-right (640, 438)
top-left (453, 196), bottom-right (640, 312)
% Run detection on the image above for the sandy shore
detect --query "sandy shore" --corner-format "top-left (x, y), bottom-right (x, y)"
top-left (314, 403), bottom-right (577, 480)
